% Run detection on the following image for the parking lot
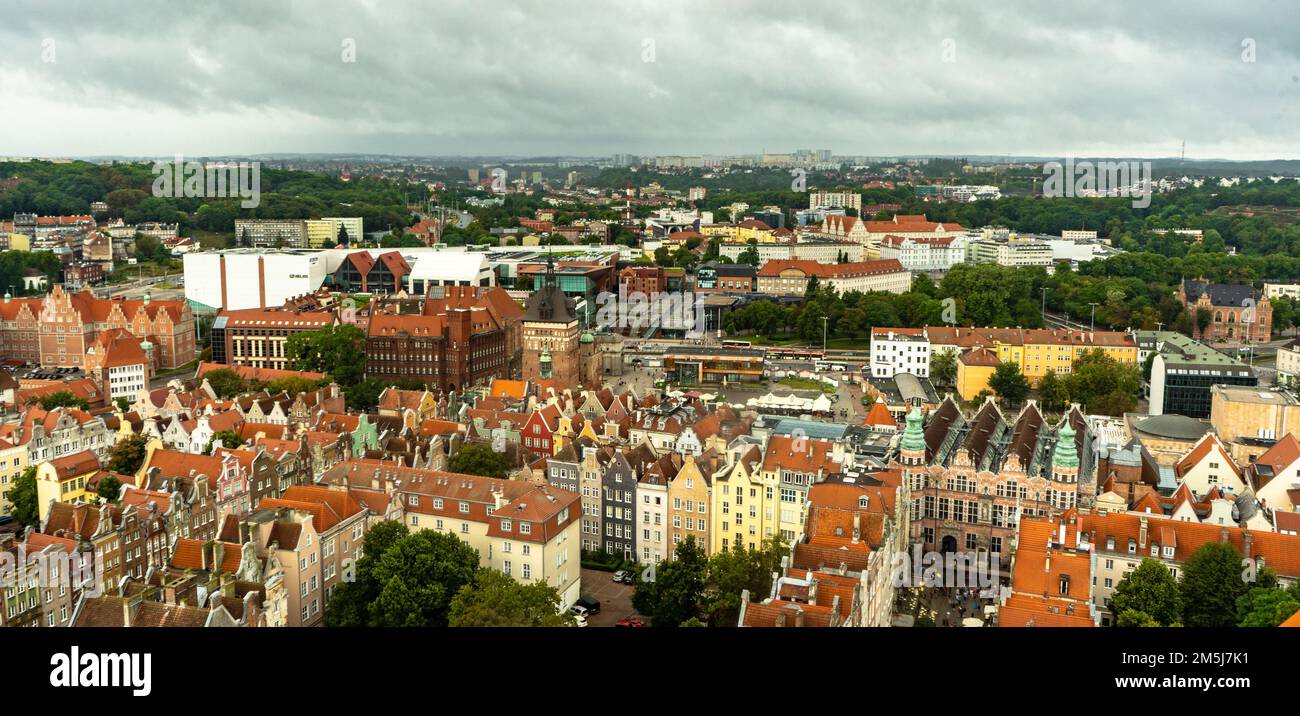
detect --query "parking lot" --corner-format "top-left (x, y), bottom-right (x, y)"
top-left (579, 568), bottom-right (640, 627)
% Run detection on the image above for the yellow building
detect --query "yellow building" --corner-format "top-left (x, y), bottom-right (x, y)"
top-left (709, 445), bottom-right (770, 554)
top-left (957, 347), bottom-right (1000, 400)
top-left (6, 233), bottom-right (29, 252)
top-left (0, 438), bottom-right (29, 517)
top-left (35, 450), bottom-right (102, 522)
top-left (1016, 329), bottom-right (1138, 385)
top-left (305, 220), bottom-right (337, 248)
top-left (760, 435), bottom-right (844, 543)
top-left (665, 450), bottom-right (724, 556)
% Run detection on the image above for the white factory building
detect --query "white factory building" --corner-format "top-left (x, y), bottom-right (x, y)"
top-left (184, 247), bottom-right (495, 311)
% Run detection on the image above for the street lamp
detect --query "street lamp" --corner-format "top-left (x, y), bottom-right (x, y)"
top-left (1040, 287), bottom-right (1047, 326)
top-left (1088, 302), bottom-right (1099, 331)
top-left (821, 316), bottom-right (829, 353)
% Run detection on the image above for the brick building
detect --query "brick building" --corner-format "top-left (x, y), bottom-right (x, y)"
top-left (1179, 279), bottom-right (1272, 343)
top-left (209, 307), bottom-right (336, 371)
top-left (365, 287), bottom-right (520, 392)
top-left (0, 286), bottom-right (195, 370)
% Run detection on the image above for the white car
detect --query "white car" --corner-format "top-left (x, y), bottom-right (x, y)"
top-left (574, 614), bottom-right (589, 627)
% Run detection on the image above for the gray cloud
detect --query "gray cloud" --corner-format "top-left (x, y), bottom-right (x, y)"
top-left (1, 0), bottom-right (1298, 159)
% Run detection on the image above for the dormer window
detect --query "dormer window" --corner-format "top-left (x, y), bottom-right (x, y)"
top-left (501, 519), bottom-right (512, 532)
top-left (1106, 537), bottom-right (1115, 551)
top-left (1162, 545), bottom-right (1174, 559)
top-left (858, 496), bottom-right (869, 508)
top-left (1150, 544), bottom-right (1159, 557)
top-left (1127, 539), bottom-right (1136, 554)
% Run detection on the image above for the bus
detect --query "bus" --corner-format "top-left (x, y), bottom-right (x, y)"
top-left (720, 339), bottom-right (752, 348)
top-left (814, 360), bottom-right (848, 372)
top-left (765, 346), bottom-right (826, 362)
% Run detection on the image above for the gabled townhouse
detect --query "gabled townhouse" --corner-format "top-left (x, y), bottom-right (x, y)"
top-left (0, 532), bottom-right (88, 627)
top-left (709, 444), bottom-right (767, 554)
top-left (257, 484), bottom-right (370, 606)
top-left (166, 539), bottom-right (289, 627)
top-left (1174, 433), bottom-right (1246, 497)
top-left (133, 450), bottom-right (220, 542)
top-left (1248, 433), bottom-right (1300, 513)
top-left (221, 507), bottom-right (323, 627)
top-left (115, 489), bottom-right (174, 579)
top-left (666, 448), bottom-right (724, 557)
top-left (761, 434), bottom-right (845, 543)
top-left (635, 452), bottom-right (682, 564)
top-left (601, 448), bottom-right (640, 559)
top-left (187, 409), bottom-right (244, 454)
top-left (578, 443), bottom-right (611, 553)
top-left (521, 403), bottom-right (562, 457)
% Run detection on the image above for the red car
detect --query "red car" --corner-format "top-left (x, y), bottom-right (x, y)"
top-left (614, 617), bottom-right (644, 628)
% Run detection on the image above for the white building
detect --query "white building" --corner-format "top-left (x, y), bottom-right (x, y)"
top-left (877, 234), bottom-right (967, 272)
top-left (636, 476), bottom-right (669, 565)
top-left (1265, 282), bottom-right (1300, 300)
top-left (869, 328), bottom-right (930, 378)
top-left (183, 250), bottom-right (329, 311)
top-left (966, 237), bottom-right (1054, 268)
top-left (1060, 229), bottom-right (1098, 241)
top-left (185, 247), bottom-right (495, 310)
top-left (808, 190), bottom-right (861, 213)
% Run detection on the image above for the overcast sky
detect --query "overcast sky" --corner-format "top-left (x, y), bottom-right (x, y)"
top-left (2, 0), bottom-right (1298, 160)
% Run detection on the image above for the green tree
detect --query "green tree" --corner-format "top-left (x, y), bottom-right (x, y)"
top-left (1195, 306), bottom-right (1213, 336)
top-left (988, 361), bottom-right (1030, 405)
top-left (702, 536), bottom-right (786, 625)
top-left (370, 529), bottom-right (481, 627)
top-left (632, 536), bottom-right (708, 626)
top-left (1235, 569), bottom-right (1300, 627)
top-left (1179, 542), bottom-right (1249, 628)
top-left (205, 429), bottom-right (244, 454)
top-left (9, 466), bottom-right (39, 529)
top-left (285, 324), bottom-right (366, 386)
top-left (38, 390), bottom-right (90, 410)
top-left (1115, 609), bottom-right (1161, 627)
top-left (1110, 558), bottom-right (1182, 626)
top-left (325, 521), bottom-right (409, 627)
top-left (930, 348), bottom-right (957, 387)
top-left (262, 375), bottom-right (323, 396)
top-left (448, 443), bottom-right (511, 478)
top-left (106, 434), bottom-right (149, 475)
top-left (1063, 349), bottom-right (1140, 416)
top-left (1037, 369), bottom-right (1069, 413)
top-left (114, 397), bottom-right (131, 412)
top-left (448, 569), bottom-right (576, 627)
top-left (203, 368), bottom-right (248, 398)
top-left (96, 475), bottom-right (123, 502)
top-left (326, 523), bottom-right (480, 627)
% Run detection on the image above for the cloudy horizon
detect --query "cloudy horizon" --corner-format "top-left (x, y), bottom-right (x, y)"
top-left (2, 0), bottom-right (1298, 160)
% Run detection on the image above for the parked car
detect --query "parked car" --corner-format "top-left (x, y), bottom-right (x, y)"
top-left (576, 596), bottom-right (601, 615)
top-left (573, 614), bottom-right (589, 628)
top-left (570, 604), bottom-right (589, 620)
top-left (612, 570), bottom-right (635, 584)
top-left (614, 617), bottom-right (644, 627)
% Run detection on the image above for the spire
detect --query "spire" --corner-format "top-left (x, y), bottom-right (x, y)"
top-left (1053, 419), bottom-right (1079, 470)
top-left (900, 405), bottom-right (926, 453)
